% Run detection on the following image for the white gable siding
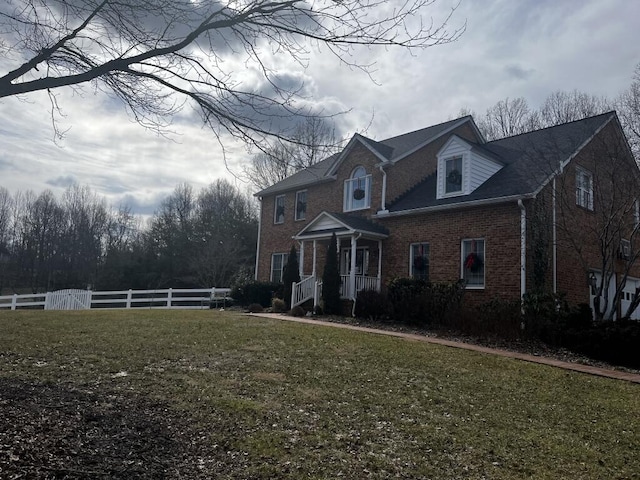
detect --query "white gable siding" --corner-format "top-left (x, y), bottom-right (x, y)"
top-left (437, 136), bottom-right (503, 199)
top-left (469, 153), bottom-right (502, 191)
top-left (313, 216), bottom-right (341, 231)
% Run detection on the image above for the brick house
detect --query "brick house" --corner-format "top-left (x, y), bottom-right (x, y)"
top-left (254, 112), bottom-right (640, 318)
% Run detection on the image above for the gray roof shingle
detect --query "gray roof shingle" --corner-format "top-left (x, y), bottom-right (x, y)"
top-left (388, 112), bottom-right (615, 212)
top-left (257, 117), bottom-right (472, 196)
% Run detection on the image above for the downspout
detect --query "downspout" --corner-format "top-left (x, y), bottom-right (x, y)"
top-left (518, 200), bottom-right (526, 301)
top-left (378, 165), bottom-right (388, 213)
top-left (254, 196), bottom-right (262, 281)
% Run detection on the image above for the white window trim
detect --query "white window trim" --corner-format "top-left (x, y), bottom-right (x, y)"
top-left (270, 252), bottom-right (289, 283)
top-left (409, 242), bottom-right (430, 280)
top-left (575, 166), bottom-right (593, 211)
top-left (444, 156), bottom-right (464, 196)
top-left (343, 170), bottom-right (372, 212)
top-left (461, 238), bottom-right (485, 289)
top-left (295, 190), bottom-right (307, 221)
top-left (438, 154), bottom-right (468, 199)
top-left (274, 194), bottom-right (285, 224)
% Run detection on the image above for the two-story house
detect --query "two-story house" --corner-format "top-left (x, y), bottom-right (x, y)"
top-left (254, 112), bottom-right (640, 318)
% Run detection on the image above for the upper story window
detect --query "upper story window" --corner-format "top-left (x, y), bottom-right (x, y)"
top-left (274, 194), bottom-right (285, 224)
top-left (461, 238), bottom-right (485, 288)
top-left (410, 243), bottom-right (430, 281)
top-left (445, 156), bottom-right (463, 194)
top-left (575, 166), bottom-right (593, 211)
top-left (295, 190), bottom-right (307, 221)
top-left (344, 166), bottom-right (372, 212)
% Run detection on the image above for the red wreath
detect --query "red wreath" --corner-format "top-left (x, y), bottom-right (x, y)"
top-left (465, 252), bottom-right (482, 272)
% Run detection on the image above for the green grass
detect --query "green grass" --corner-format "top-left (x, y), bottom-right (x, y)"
top-left (1, 309), bottom-right (638, 479)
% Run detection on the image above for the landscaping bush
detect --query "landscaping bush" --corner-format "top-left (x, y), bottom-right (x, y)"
top-left (322, 233), bottom-right (341, 315)
top-left (387, 277), bottom-right (428, 324)
top-left (562, 321), bottom-right (640, 369)
top-left (522, 291), bottom-right (569, 345)
top-left (387, 278), bottom-right (465, 326)
top-left (231, 282), bottom-right (283, 307)
top-left (271, 298), bottom-right (286, 313)
top-left (288, 305), bottom-right (306, 317)
top-left (466, 297), bottom-right (522, 339)
top-left (246, 303), bottom-right (264, 313)
top-left (354, 289), bottom-right (388, 321)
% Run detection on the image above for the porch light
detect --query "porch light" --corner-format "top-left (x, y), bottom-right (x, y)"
top-left (588, 272), bottom-right (597, 295)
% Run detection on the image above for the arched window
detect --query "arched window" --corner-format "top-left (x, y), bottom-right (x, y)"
top-left (344, 166), bottom-right (371, 211)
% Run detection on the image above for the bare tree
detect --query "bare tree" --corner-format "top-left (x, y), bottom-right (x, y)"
top-left (616, 63), bottom-right (640, 161)
top-left (540, 90), bottom-right (610, 127)
top-left (477, 97), bottom-right (540, 140)
top-left (243, 116), bottom-right (341, 190)
top-left (0, 0), bottom-right (463, 146)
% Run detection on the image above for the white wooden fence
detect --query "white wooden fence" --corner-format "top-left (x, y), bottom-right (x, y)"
top-left (0, 287), bottom-right (231, 311)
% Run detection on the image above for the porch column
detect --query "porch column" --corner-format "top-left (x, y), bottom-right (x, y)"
top-left (299, 240), bottom-right (305, 277)
top-left (312, 240), bottom-right (317, 276)
top-left (377, 240), bottom-right (382, 291)
top-left (350, 235), bottom-right (357, 299)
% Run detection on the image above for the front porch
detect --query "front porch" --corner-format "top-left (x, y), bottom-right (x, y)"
top-left (290, 212), bottom-right (389, 307)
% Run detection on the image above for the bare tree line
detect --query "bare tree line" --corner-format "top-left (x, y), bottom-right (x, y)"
top-left (0, 181), bottom-right (257, 294)
top-left (463, 63), bottom-right (640, 160)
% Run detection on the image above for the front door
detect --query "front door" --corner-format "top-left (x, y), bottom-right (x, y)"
top-left (340, 247), bottom-right (369, 276)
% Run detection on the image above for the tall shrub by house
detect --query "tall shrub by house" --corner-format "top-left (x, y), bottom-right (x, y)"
top-left (282, 245), bottom-right (300, 309)
top-left (322, 233), bottom-right (341, 314)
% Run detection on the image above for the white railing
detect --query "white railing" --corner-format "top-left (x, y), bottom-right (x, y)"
top-left (340, 275), bottom-right (380, 299)
top-left (291, 275), bottom-right (316, 307)
top-left (0, 287), bottom-right (231, 311)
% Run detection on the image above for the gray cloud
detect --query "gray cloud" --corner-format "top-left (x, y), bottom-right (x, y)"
top-left (45, 175), bottom-right (78, 188)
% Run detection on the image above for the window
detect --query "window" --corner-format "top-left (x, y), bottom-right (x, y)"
top-left (410, 243), bottom-right (430, 280)
top-left (344, 166), bottom-right (372, 212)
top-left (445, 156), bottom-right (463, 194)
top-left (634, 199), bottom-right (639, 227)
top-left (270, 253), bottom-right (289, 283)
top-left (575, 167), bottom-right (593, 210)
top-left (274, 195), bottom-right (285, 224)
top-left (295, 190), bottom-right (307, 221)
top-left (461, 239), bottom-right (485, 288)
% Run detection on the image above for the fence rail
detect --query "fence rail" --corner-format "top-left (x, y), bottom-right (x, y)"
top-left (0, 287), bottom-right (231, 311)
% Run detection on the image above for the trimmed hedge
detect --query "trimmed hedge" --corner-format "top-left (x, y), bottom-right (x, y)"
top-left (231, 282), bottom-right (283, 307)
top-left (386, 278), bottom-right (465, 325)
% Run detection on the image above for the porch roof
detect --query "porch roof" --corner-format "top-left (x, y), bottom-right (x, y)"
top-left (293, 211), bottom-right (389, 241)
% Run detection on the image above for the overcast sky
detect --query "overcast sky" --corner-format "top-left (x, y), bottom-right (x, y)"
top-left (1, 0), bottom-right (639, 216)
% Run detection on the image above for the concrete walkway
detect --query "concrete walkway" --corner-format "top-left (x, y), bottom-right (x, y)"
top-left (248, 313), bottom-right (640, 384)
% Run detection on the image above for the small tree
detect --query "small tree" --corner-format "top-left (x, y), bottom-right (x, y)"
top-left (322, 233), bottom-right (341, 315)
top-left (282, 245), bottom-right (300, 309)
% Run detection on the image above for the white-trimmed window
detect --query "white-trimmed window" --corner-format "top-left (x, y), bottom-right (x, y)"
top-left (295, 190), bottom-right (307, 221)
top-left (461, 239), bottom-right (485, 288)
top-left (410, 243), bottom-right (430, 281)
top-left (274, 194), bottom-right (285, 224)
top-left (445, 156), bottom-right (463, 194)
top-left (270, 253), bottom-right (289, 283)
top-left (575, 167), bottom-right (593, 210)
top-left (340, 247), bottom-right (369, 276)
top-left (344, 166), bottom-right (372, 212)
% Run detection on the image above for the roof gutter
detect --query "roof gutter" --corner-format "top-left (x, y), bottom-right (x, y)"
top-left (374, 193), bottom-right (535, 219)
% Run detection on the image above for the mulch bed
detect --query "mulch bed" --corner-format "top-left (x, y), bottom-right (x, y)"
top-left (0, 378), bottom-right (219, 479)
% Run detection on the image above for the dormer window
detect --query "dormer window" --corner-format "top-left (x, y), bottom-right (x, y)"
top-left (445, 156), bottom-right (463, 194)
top-left (344, 166), bottom-right (371, 212)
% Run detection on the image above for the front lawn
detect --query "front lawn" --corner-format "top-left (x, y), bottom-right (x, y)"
top-left (0, 310), bottom-right (638, 479)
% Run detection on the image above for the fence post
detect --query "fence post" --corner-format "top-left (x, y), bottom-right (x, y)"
top-left (167, 288), bottom-right (172, 308)
top-left (126, 289), bottom-right (132, 309)
top-left (11, 294), bottom-right (17, 311)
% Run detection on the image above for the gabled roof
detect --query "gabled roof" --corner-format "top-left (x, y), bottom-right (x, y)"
top-left (386, 112), bottom-right (617, 214)
top-left (294, 211), bottom-right (389, 240)
top-left (257, 116), bottom-right (479, 196)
